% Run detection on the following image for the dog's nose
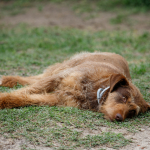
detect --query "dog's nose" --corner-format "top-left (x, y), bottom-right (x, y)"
top-left (115, 113), bottom-right (123, 121)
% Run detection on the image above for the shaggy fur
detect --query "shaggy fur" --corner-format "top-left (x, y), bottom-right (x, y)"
top-left (0, 52), bottom-right (149, 121)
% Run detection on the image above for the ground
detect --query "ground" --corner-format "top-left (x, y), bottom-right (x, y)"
top-left (1, 2), bottom-right (150, 31)
top-left (1, 126), bottom-right (150, 150)
top-left (0, 1), bottom-right (150, 150)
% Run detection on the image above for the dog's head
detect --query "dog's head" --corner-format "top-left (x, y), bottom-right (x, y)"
top-left (100, 74), bottom-right (150, 121)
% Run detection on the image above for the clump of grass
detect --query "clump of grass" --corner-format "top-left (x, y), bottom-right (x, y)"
top-left (78, 132), bottom-right (131, 149)
top-left (131, 63), bottom-right (147, 78)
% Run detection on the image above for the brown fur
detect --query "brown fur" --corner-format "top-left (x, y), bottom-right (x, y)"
top-left (0, 52), bottom-right (149, 121)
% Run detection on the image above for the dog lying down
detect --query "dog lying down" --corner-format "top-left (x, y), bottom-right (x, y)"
top-left (0, 52), bottom-right (149, 121)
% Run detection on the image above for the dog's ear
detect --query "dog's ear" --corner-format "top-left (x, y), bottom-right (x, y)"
top-left (109, 74), bottom-right (129, 93)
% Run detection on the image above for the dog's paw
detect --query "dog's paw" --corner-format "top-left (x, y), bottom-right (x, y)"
top-left (0, 76), bottom-right (18, 88)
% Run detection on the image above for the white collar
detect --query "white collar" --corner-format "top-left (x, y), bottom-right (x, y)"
top-left (97, 86), bottom-right (110, 104)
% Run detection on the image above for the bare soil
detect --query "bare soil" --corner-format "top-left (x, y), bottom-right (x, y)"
top-left (0, 2), bottom-right (150, 150)
top-left (0, 2), bottom-right (150, 31)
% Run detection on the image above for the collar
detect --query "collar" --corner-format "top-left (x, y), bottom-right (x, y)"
top-left (97, 86), bottom-right (110, 104)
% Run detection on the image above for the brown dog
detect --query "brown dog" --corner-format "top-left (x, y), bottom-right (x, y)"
top-left (0, 52), bottom-right (149, 121)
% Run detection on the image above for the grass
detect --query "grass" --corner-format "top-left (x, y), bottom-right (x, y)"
top-left (0, 25), bottom-right (150, 149)
top-left (0, 1), bottom-right (150, 149)
top-left (0, 0), bottom-right (149, 18)
top-left (0, 106), bottom-right (131, 149)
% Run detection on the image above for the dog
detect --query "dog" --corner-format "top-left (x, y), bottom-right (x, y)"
top-left (0, 52), bottom-right (149, 121)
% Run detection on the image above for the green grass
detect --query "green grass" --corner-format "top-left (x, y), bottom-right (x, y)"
top-left (0, 107), bottom-right (131, 149)
top-left (0, 25), bottom-right (150, 149)
top-left (0, 0), bottom-right (149, 18)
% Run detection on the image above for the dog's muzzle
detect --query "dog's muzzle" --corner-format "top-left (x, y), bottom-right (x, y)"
top-left (97, 86), bottom-right (110, 104)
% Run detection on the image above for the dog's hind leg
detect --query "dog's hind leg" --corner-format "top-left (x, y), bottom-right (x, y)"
top-left (0, 73), bottom-right (65, 109)
top-left (7, 74), bottom-right (63, 95)
top-left (0, 93), bottom-right (58, 109)
top-left (0, 74), bottom-right (44, 88)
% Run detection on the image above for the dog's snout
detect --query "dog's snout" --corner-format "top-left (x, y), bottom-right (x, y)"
top-left (115, 113), bottom-right (123, 121)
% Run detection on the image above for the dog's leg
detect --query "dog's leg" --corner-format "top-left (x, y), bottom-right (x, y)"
top-left (0, 75), bottom-right (62, 109)
top-left (0, 93), bottom-right (58, 109)
top-left (0, 74), bottom-right (44, 88)
top-left (6, 74), bottom-right (63, 95)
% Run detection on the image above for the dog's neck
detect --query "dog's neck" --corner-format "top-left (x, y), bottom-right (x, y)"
top-left (82, 86), bottom-right (110, 112)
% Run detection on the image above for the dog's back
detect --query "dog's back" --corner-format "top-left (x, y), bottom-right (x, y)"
top-left (44, 52), bottom-right (131, 80)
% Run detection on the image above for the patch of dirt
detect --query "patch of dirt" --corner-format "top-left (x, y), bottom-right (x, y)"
top-left (122, 127), bottom-right (150, 150)
top-left (0, 2), bottom-right (150, 31)
top-left (75, 126), bottom-right (150, 150)
top-left (0, 136), bottom-right (54, 150)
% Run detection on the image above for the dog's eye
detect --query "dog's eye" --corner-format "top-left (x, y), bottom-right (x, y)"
top-left (122, 97), bottom-right (127, 103)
